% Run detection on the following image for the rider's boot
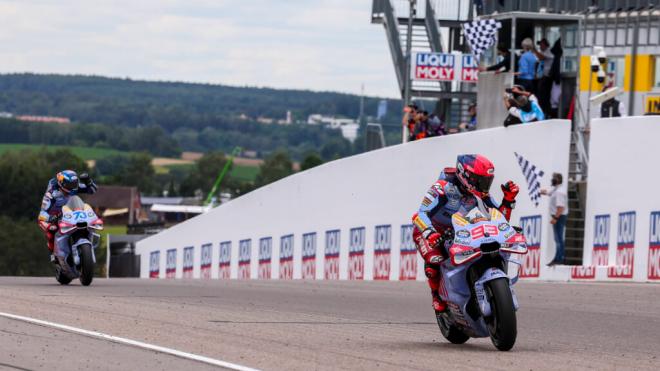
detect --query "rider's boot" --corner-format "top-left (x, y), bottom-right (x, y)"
top-left (425, 264), bottom-right (447, 312)
top-left (431, 290), bottom-right (447, 312)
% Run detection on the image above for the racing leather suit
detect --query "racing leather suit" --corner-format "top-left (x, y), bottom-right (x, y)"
top-left (38, 178), bottom-right (97, 252)
top-left (411, 168), bottom-right (515, 309)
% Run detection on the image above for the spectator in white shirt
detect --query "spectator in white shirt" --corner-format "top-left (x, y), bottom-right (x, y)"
top-left (541, 173), bottom-right (569, 266)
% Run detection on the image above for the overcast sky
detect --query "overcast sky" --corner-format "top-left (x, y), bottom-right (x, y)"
top-left (0, 0), bottom-right (401, 98)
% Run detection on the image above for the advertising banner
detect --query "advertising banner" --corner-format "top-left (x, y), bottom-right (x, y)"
top-left (238, 239), bottom-right (251, 279)
top-left (649, 212), bottom-right (660, 280)
top-left (279, 234), bottom-right (294, 279)
top-left (258, 237), bottom-right (272, 279)
top-left (301, 233), bottom-right (316, 279)
top-left (592, 215), bottom-right (610, 266)
top-left (519, 215), bottom-right (541, 278)
top-left (324, 230), bottom-right (340, 279)
top-left (348, 227), bottom-right (365, 280)
top-left (608, 212), bottom-right (635, 278)
top-left (373, 225), bottom-right (392, 280)
top-left (219, 241), bottom-right (231, 279)
top-left (399, 225), bottom-right (417, 280)
top-left (412, 52), bottom-right (479, 83)
top-left (149, 251), bottom-right (160, 278)
top-left (166, 248), bottom-right (177, 279)
top-left (200, 243), bottom-right (212, 279)
top-left (182, 246), bottom-right (194, 279)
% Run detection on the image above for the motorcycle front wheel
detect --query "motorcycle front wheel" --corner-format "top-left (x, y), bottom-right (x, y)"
top-left (79, 244), bottom-right (94, 286)
top-left (485, 277), bottom-right (517, 351)
top-left (436, 311), bottom-right (469, 344)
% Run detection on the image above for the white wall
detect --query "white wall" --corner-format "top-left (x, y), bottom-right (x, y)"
top-left (579, 116), bottom-right (660, 282)
top-left (136, 120), bottom-right (571, 281)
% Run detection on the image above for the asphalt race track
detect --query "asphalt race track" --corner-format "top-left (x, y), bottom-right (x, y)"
top-left (0, 278), bottom-right (658, 370)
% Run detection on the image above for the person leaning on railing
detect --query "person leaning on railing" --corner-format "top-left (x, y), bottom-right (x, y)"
top-left (502, 85), bottom-right (545, 127)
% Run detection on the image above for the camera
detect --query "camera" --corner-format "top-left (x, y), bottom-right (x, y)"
top-left (597, 69), bottom-right (606, 84)
top-left (590, 56), bottom-right (600, 72)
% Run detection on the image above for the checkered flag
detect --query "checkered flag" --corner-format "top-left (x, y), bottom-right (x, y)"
top-left (514, 152), bottom-right (544, 207)
top-left (462, 19), bottom-right (502, 58)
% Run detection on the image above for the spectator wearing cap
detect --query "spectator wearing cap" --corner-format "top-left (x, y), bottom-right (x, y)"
top-left (480, 44), bottom-right (512, 73)
top-left (459, 102), bottom-right (477, 131)
top-left (502, 85), bottom-right (545, 126)
top-left (532, 38), bottom-right (554, 117)
top-left (516, 38), bottom-right (537, 93)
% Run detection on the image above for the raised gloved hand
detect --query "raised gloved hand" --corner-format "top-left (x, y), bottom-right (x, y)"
top-left (79, 172), bottom-right (92, 185)
top-left (501, 180), bottom-right (520, 202)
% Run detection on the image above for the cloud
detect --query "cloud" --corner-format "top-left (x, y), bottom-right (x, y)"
top-left (0, 0), bottom-right (400, 98)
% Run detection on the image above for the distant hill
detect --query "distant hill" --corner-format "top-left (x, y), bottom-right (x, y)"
top-left (0, 73), bottom-right (401, 131)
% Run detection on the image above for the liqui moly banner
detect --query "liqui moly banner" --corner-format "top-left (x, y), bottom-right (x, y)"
top-left (301, 233), bottom-right (317, 279)
top-left (399, 225), bottom-right (417, 280)
top-left (324, 230), bottom-right (340, 279)
top-left (348, 227), bottom-right (365, 280)
top-left (608, 212), bottom-right (635, 279)
top-left (592, 215), bottom-right (610, 266)
top-left (279, 234), bottom-right (294, 279)
top-left (520, 215), bottom-right (541, 278)
top-left (200, 243), bottom-right (212, 279)
top-left (648, 212), bottom-right (660, 280)
top-left (238, 239), bottom-right (251, 279)
top-left (258, 237), bottom-right (272, 279)
top-left (218, 241), bottom-right (231, 279)
top-left (461, 54), bottom-right (479, 82)
top-left (166, 248), bottom-right (177, 279)
top-left (373, 225), bottom-right (392, 280)
top-left (182, 246), bottom-right (194, 279)
top-left (412, 52), bottom-right (479, 82)
top-left (149, 251), bottom-right (160, 278)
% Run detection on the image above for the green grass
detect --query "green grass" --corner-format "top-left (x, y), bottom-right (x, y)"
top-left (0, 143), bottom-right (127, 160)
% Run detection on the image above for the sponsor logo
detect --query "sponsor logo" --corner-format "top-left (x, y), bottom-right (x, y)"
top-left (608, 212), bottom-right (635, 278)
top-left (422, 197), bottom-right (432, 207)
top-left (301, 233), bottom-right (317, 279)
top-left (399, 225), bottom-right (417, 280)
top-left (593, 214), bottom-right (610, 266)
top-left (471, 224), bottom-right (499, 239)
top-left (648, 212), bottom-right (660, 280)
top-left (238, 239), bottom-right (251, 279)
top-left (166, 248), bottom-right (177, 279)
top-left (149, 251), bottom-right (160, 278)
top-left (520, 215), bottom-right (541, 278)
top-left (461, 54), bottom-right (479, 82)
top-left (348, 227), bottom-right (365, 280)
top-left (279, 234), bottom-right (294, 280)
top-left (498, 223), bottom-right (510, 231)
top-left (200, 243), bottom-right (212, 279)
top-left (182, 246), bottom-right (194, 279)
top-left (570, 265), bottom-right (596, 279)
top-left (373, 225), bottom-right (392, 280)
top-left (324, 230), bottom-right (340, 280)
top-left (414, 53), bottom-right (455, 81)
top-left (456, 230), bottom-right (470, 238)
top-left (258, 237), bottom-right (272, 280)
top-left (218, 241), bottom-right (231, 279)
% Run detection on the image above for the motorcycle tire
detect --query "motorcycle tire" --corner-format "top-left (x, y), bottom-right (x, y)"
top-left (79, 244), bottom-right (94, 286)
top-left (55, 266), bottom-right (72, 285)
top-left (485, 277), bottom-right (517, 351)
top-left (436, 311), bottom-right (469, 344)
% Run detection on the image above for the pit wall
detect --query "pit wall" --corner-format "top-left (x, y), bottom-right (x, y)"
top-left (136, 121), bottom-right (571, 281)
top-left (565, 116), bottom-right (660, 282)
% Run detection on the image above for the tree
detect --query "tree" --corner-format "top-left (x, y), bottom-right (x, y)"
top-left (255, 150), bottom-right (293, 187)
top-left (98, 153), bottom-right (157, 194)
top-left (301, 152), bottom-right (323, 171)
top-left (179, 151), bottom-right (229, 197)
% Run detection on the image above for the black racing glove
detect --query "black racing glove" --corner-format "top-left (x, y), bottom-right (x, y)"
top-left (79, 172), bottom-right (92, 185)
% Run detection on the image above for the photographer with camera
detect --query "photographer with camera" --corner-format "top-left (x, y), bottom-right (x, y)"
top-left (502, 85), bottom-right (545, 127)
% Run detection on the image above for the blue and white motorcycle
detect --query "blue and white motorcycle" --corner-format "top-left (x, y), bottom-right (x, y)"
top-left (435, 201), bottom-right (528, 351)
top-left (54, 196), bottom-right (104, 286)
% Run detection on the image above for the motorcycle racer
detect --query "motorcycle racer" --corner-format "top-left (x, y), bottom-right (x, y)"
top-left (412, 154), bottom-right (519, 312)
top-left (38, 170), bottom-right (97, 262)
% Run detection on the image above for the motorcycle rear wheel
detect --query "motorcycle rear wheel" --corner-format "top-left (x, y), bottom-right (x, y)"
top-left (436, 311), bottom-right (469, 344)
top-left (485, 277), bottom-right (517, 351)
top-left (79, 244), bottom-right (94, 286)
top-left (55, 265), bottom-right (72, 285)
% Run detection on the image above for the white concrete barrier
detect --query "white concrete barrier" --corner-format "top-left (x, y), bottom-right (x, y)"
top-left (569, 116), bottom-right (660, 282)
top-left (136, 120), bottom-right (571, 281)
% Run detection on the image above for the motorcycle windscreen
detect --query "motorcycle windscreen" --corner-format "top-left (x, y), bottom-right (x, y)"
top-left (65, 196), bottom-right (86, 211)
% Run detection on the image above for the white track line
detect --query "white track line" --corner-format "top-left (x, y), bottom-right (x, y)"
top-left (0, 311), bottom-right (259, 371)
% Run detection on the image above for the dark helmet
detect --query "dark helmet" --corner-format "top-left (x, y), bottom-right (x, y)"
top-left (515, 95), bottom-right (532, 111)
top-left (56, 170), bottom-right (79, 194)
top-left (455, 154), bottom-right (495, 198)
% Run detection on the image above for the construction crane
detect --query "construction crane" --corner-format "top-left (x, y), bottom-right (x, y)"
top-left (204, 146), bottom-right (242, 206)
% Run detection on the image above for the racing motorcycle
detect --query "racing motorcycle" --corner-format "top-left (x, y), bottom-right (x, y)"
top-left (53, 196), bottom-right (104, 286)
top-left (435, 200), bottom-right (528, 351)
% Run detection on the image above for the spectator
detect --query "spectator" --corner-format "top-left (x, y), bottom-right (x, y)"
top-left (541, 173), bottom-right (569, 266)
top-left (480, 44), bottom-right (511, 73)
top-left (532, 38), bottom-right (554, 116)
top-left (502, 85), bottom-right (545, 126)
top-left (402, 104), bottom-right (418, 141)
top-left (426, 114), bottom-right (445, 137)
top-left (516, 38), bottom-right (537, 93)
top-left (414, 110), bottom-right (429, 140)
top-left (459, 102), bottom-right (477, 131)
top-left (600, 83), bottom-right (627, 118)
top-left (548, 38), bottom-right (563, 118)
